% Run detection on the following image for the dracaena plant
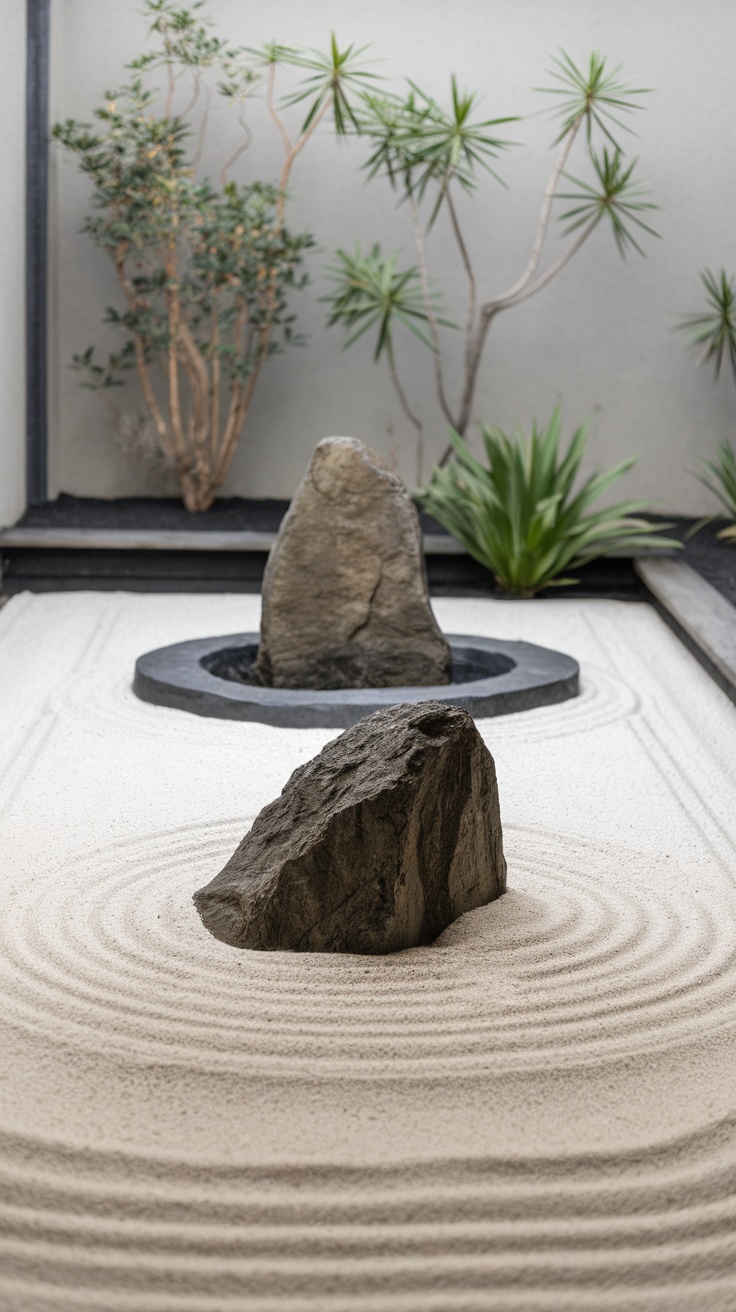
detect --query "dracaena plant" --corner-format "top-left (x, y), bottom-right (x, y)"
top-left (678, 270), bottom-right (736, 541)
top-left (416, 405), bottom-right (680, 597)
top-left (324, 51), bottom-right (658, 481)
top-left (53, 2), bottom-right (377, 511)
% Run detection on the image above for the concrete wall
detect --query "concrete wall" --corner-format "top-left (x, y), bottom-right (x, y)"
top-left (49, 0), bottom-right (736, 511)
top-left (0, 0), bottom-right (27, 528)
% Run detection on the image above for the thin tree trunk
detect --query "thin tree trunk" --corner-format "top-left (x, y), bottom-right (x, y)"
top-left (219, 104), bottom-right (252, 185)
top-left (490, 117), bottom-right (582, 306)
top-left (209, 304), bottom-right (221, 465)
top-left (266, 63), bottom-right (331, 225)
top-left (445, 189), bottom-right (476, 377)
top-left (409, 193), bottom-right (455, 429)
top-left (387, 351), bottom-right (425, 486)
top-left (491, 217), bottom-right (599, 309)
top-left (445, 307), bottom-right (496, 459)
top-left (114, 256), bottom-right (172, 459)
top-left (212, 328), bottom-right (269, 491)
top-left (433, 117), bottom-right (594, 464)
top-left (163, 240), bottom-right (193, 501)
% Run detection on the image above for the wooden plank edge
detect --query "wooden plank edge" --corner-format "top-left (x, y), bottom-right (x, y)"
top-left (635, 557), bottom-right (736, 705)
top-left (0, 527), bottom-right (467, 555)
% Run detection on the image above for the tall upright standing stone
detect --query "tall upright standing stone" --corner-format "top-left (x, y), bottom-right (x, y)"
top-left (253, 437), bottom-right (451, 690)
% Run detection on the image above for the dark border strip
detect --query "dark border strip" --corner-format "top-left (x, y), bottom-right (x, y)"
top-left (133, 632), bottom-right (580, 728)
top-left (26, 0), bottom-right (50, 505)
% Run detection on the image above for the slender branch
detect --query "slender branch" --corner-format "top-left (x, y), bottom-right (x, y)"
top-left (212, 300), bottom-right (248, 480)
top-left (164, 61), bottom-right (175, 118)
top-left (448, 306), bottom-right (496, 451)
top-left (233, 297), bottom-right (249, 356)
top-left (166, 326), bottom-right (185, 464)
top-left (134, 339), bottom-right (173, 459)
top-left (213, 330), bottom-right (269, 488)
top-left (442, 215), bottom-right (599, 459)
top-left (113, 254), bottom-right (171, 457)
top-left (499, 216), bottom-right (599, 308)
top-left (386, 348), bottom-right (425, 485)
top-left (163, 240), bottom-right (189, 484)
top-left (445, 187), bottom-right (476, 376)
top-left (276, 98), bottom-right (331, 223)
top-left (209, 302), bottom-right (220, 464)
top-left (445, 123), bottom-right (592, 452)
top-left (216, 354), bottom-right (268, 488)
top-left (211, 301), bottom-right (266, 489)
top-left (409, 192), bottom-right (455, 428)
top-left (219, 103), bottom-right (252, 185)
top-left (180, 71), bottom-right (201, 122)
top-left (176, 344), bottom-right (201, 465)
top-left (281, 98), bottom-right (331, 178)
top-left (265, 58), bottom-right (330, 221)
top-left (193, 83), bottom-right (213, 176)
top-left (177, 319), bottom-right (210, 469)
top-left (266, 61), bottom-right (293, 157)
top-left (488, 116), bottom-right (582, 309)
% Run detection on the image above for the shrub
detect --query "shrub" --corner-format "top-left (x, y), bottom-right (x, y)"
top-left (416, 406), bottom-right (680, 596)
top-left (53, 2), bottom-right (374, 510)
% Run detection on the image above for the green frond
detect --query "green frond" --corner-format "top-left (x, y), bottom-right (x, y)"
top-left (692, 440), bottom-right (736, 537)
top-left (537, 48), bottom-right (651, 148)
top-left (322, 243), bottom-right (454, 360)
top-left (280, 34), bottom-right (381, 136)
top-left (557, 147), bottom-right (659, 256)
top-left (677, 269), bottom-right (736, 381)
top-left (359, 76), bottom-right (519, 218)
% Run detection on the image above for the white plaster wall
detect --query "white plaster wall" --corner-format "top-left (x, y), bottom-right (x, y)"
top-left (49, 0), bottom-right (736, 510)
top-left (0, 0), bottom-right (27, 528)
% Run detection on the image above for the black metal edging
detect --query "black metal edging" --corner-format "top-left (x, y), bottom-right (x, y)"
top-left (26, 0), bottom-right (51, 505)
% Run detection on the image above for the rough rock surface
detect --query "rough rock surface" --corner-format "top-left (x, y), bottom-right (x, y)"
top-left (252, 437), bottom-right (451, 689)
top-left (193, 701), bottom-right (506, 954)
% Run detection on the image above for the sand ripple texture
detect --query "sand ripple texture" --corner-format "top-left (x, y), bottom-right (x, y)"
top-left (1, 592), bottom-right (736, 1310)
top-left (1, 1116), bottom-right (736, 1312)
top-left (1, 822), bottom-right (734, 1076)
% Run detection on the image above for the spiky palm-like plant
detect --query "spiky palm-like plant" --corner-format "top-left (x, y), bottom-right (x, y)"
top-left (679, 269), bottom-right (736, 540)
top-left (324, 50), bottom-right (658, 476)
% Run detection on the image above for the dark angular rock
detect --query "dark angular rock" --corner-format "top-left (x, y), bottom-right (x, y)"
top-left (252, 437), bottom-right (451, 689)
top-left (193, 701), bottom-right (506, 954)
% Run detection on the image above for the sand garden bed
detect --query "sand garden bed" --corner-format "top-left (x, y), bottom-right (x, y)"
top-left (0, 590), bottom-right (734, 1310)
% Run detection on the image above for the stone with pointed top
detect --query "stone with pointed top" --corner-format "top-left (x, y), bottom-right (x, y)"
top-left (252, 437), bottom-right (451, 689)
top-left (193, 700), bottom-right (506, 954)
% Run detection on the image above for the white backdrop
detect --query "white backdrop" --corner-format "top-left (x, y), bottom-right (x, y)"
top-left (0, 0), bottom-right (27, 529)
top-left (48, 0), bottom-right (736, 511)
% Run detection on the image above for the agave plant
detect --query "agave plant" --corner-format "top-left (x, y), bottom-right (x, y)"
top-left (417, 406), bottom-right (680, 596)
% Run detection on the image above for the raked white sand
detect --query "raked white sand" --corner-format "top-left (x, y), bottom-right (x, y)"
top-left (0, 589), bottom-right (735, 1311)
